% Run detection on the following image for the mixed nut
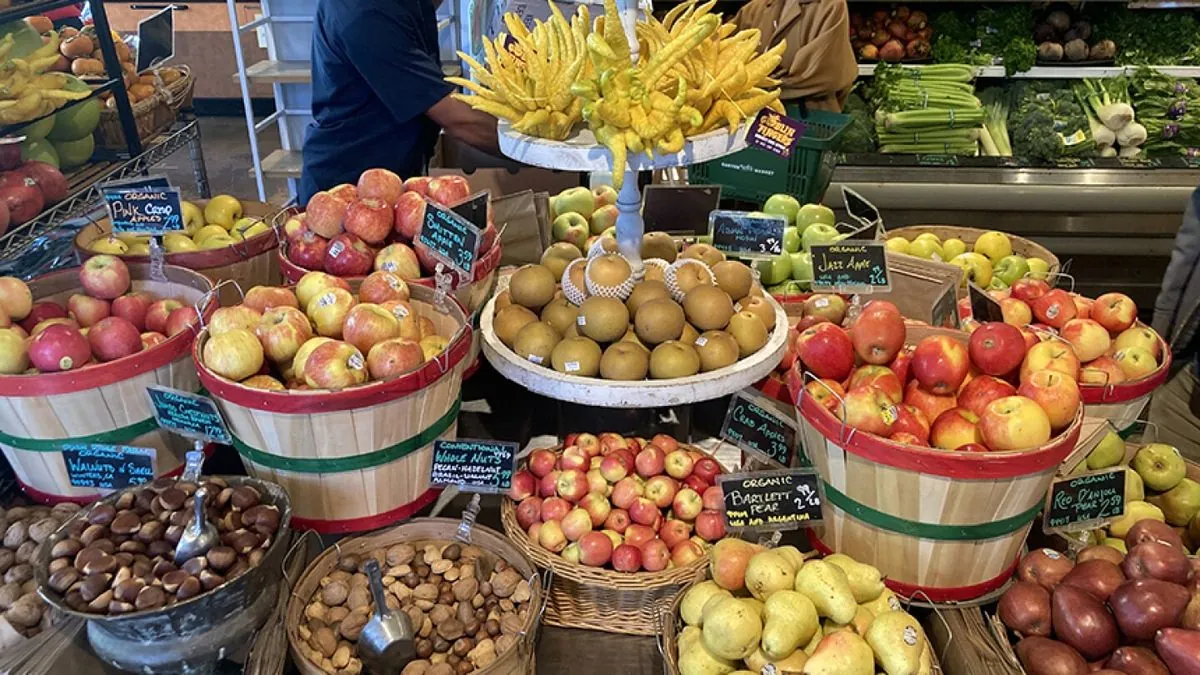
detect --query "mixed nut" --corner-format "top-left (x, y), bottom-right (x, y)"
top-left (299, 540), bottom-right (534, 675)
top-left (43, 477), bottom-right (281, 616)
top-left (0, 502), bottom-right (80, 637)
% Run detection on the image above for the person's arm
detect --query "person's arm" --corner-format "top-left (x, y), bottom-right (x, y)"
top-left (1154, 187), bottom-right (1200, 340)
top-left (427, 95), bottom-right (500, 155)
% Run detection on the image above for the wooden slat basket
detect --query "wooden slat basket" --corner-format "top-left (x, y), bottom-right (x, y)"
top-left (887, 225), bottom-right (1061, 293)
top-left (0, 263), bottom-right (216, 503)
top-left (286, 518), bottom-right (543, 675)
top-left (797, 325), bottom-right (1083, 603)
top-left (74, 198), bottom-right (285, 307)
top-left (1079, 323), bottom-right (1171, 432)
top-left (194, 283), bottom-right (472, 534)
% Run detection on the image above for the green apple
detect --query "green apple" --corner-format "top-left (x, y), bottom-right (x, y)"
top-left (795, 203), bottom-right (835, 233)
top-left (783, 226), bottom-right (802, 253)
top-left (552, 212), bottom-right (590, 249)
top-left (993, 255), bottom-right (1030, 286)
top-left (789, 251), bottom-right (813, 282)
top-left (770, 280), bottom-right (809, 295)
top-left (907, 238), bottom-right (944, 261)
top-left (1131, 443), bottom-right (1187, 492)
top-left (601, 226), bottom-right (616, 238)
top-left (988, 277), bottom-right (1009, 291)
top-left (942, 238), bottom-right (967, 260)
top-left (1086, 430), bottom-right (1125, 470)
top-left (555, 186), bottom-right (596, 219)
top-left (1026, 257), bottom-right (1051, 280)
top-left (973, 231), bottom-right (1014, 263)
top-left (949, 252), bottom-right (994, 288)
top-left (755, 252), bottom-right (791, 285)
top-left (801, 223), bottom-right (840, 251)
top-left (885, 237), bottom-right (909, 254)
top-left (763, 194), bottom-right (800, 226)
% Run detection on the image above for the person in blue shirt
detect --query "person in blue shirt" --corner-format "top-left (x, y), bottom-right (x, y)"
top-left (300, 0), bottom-right (498, 203)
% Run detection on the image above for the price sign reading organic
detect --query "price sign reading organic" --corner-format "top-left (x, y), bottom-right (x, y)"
top-left (969, 282), bottom-right (1005, 323)
top-left (718, 469), bottom-right (823, 531)
top-left (721, 390), bottom-right (797, 468)
top-left (103, 186), bottom-right (184, 235)
top-left (147, 386), bottom-right (231, 444)
top-left (430, 439), bottom-right (517, 493)
top-left (61, 444), bottom-right (156, 490)
top-left (708, 210), bottom-right (785, 259)
top-left (418, 200), bottom-right (481, 281)
top-left (746, 108), bottom-right (806, 158)
top-left (809, 242), bottom-right (891, 293)
top-left (1044, 468), bottom-right (1127, 533)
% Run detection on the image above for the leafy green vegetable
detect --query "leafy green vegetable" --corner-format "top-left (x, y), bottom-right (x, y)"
top-left (1008, 81), bottom-right (1096, 161)
top-left (1092, 8), bottom-right (1200, 66)
top-left (1127, 67), bottom-right (1200, 156)
top-left (928, 5), bottom-right (1036, 75)
top-left (839, 91), bottom-right (876, 154)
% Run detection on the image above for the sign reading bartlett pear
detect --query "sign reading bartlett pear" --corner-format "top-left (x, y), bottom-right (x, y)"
top-left (718, 469), bottom-right (823, 531)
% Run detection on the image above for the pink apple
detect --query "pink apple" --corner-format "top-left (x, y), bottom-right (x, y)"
top-left (164, 307), bottom-right (199, 337)
top-left (356, 168), bottom-right (404, 205)
top-left (585, 469), bottom-right (607, 495)
top-left (575, 433), bottom-right (601, 457)
top-left (611, 544), bottom-right (642, 572)
top-left (556, 468), bottom-right (589, 502)
top-left (610, 476), bottom-right (644, 510)
top-left (598, 433), bottom-right (628, 455)
top-left (28, 324), bottom-right (90, 372)
top-left (1017, 369), bottom-right (1080, 431)
top-left (305, 190), bottom-right (349, 238)
top-left (67, 293), bottom-right (110, 327)
top-left (559, 446), bottom-right (589, 472)
top-left (538, 471), bottom-right (559, 498)
top-left (561, 507), bottom-right (593, 541)
top-left (1091, 293), bottom-right (1137, 334)
top-left (87, 316), bottom-right (142, 362)
top-left (682, 474), bottom-right (710, 494)
top-left (695, 510), bottom-right (726, 541)
top-left (645, 475), bottom-right (679, 509)
top-left (392, 191), bottom-right (427, 241)
top-left (528, 448), bottom-right (558, 478)
top-left (623, 523), bottom-right (657, 549)
top-left (635, 445), bottom-right (666, 478)
top-left (664, 449), bottom-right (694, 480)
top-left (604, 509), bottom-right (630, 534)
top-left (344, 198), bottom-right (394, 244)
top-left (671, 540), bottom-right (705, 567)
top-left (578, 531), bottom-right (613, 567)
top-left (140, 331), bottom-right (166, 349)
top-left (374, 242), bottom-right (422, 280)
top-left (145, 299), bottom-right (182, 334)
top-left (629, 497), bottom-right (663, 529)
top-left (692, 457), bottom-right (721, 484)
top-left (288, 231), bottom-right (329, 270)
top-left (702, 485), bottom-right (724, 511)
top-left (538, 519), bottom-right (567, 553)
top-left (659, 519), bottom-right (692, 549)
top-left (515, 496), bottom-right (542, 530)
top-left (672, 488), bottom-right (703, 521)
top-left (79, 255), bottom-right (130, 299)
top-left (402, 176), bottom-right (433, 197)
top-left (640, 539), bottom-right (671, 572)
top-left (18, 301), bottom-right (65, 333)
top-left (1060, 318), bottom-right (1112, 362)
top-left (427, 175), bottom-right (471, 206)
top-left (509, 470), bottom-right (537, 501)
top-left (579, 492), bottom-right (611, 527)
top-left (599, 454), bottom-right (628, 483)
top-left (325, 233), bottom-right (374, 277)
top-left (526, 522), bottom-right (542, 543)
top-left (541, 496), bottom-right (570, 523)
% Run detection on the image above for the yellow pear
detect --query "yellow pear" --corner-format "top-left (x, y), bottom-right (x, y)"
top-left (825, 554), bottom-right (885, 603)
top-left (865, 610), bottom-right (926, 675)
top-left (762, 590), bottom-right (819, 660)
top-left (803, 628), bottom-right (822, 655)
top-left (822, 605), bottom-right (873, 636)
top-left (918, 643), bottom-right (934, 675)
top-left (745, 550), bottom-right (798, 600)
top-left (774, 545), bottom-right (806, 571)
top-left (861, 588), bottom-right (902, 617)
top-left (1086, 430), bottom-right (1126, 470)
top-left (679, 625), bottom-right (702, 653)
top-left (745, 648), bottom-right (770, 672)
top-left (701, 596), bottom-right (762, 661)
top-left (1107, 500), bottom-right (1164, 538)
top-left (678, 639), bottom-right (735, 675)
top-left (771, 650), bottom-right (810, 672)
top-left (681, 581), bottom-right (728, 627)
top-left (800, 630), bottom-right (874, 675)
top-left (794, 560), bottom-right (857, 624)
top-left (739, 597), bottom-right (764, 619)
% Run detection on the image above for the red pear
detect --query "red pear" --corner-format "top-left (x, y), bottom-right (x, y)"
top-left (1060, 559), bottom-right (1126, 602)
top-left (1154, 627), bottom-right (1200, 675)
top-left (1123, 541), bottom-right (1193, 585)
top-left (1015, 637), bottom-right (1088, 675)
top-left (1126, 519), bottom-right (1186, 552)
top-left (1109, 579), bottom-right (1190, 641)
top-left (1051, 585), bottom-right (1119, 661)
top-left (1106, 646), bottom-right (1169, 675)
top-left (1077, 545), bottom-right (1125, 566)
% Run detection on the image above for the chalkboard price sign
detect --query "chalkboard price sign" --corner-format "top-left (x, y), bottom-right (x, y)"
top-left (720, 390), bottom-right (797, 467)
top-left (418, 201), bottom-right (482, 280)
top-left (103, 186), bottom-right (184, 235)
top-left (969, 282), bottom-right (1005, 323)
top-left (431, 439), bottom-right (517, 493)
top-left (62, 444), bottom-right (156, 490)
top-left (1043, 468), bottom-right (1127, 533)
top-left (718, 469), bottom-right (823, 531)
top-left (809, 242), bottom-right (891, 293)
top-left (147, 386), bottom-right (231, 444)
top-left (708, 210), bottom-right (786, 259)
top-left (450, 191), bottom-right (490, 230)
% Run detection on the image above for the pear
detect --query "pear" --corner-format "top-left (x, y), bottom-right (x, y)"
top-left (762, 590), bottom-right (819, 660)
top-left (1156, 477), bottom-right (1200, 526)
top-left (800, 630), bottom-right (874, 675)
top-left (918, 643), bottom-right (934, 675)
top-left (681, 581), bottom-right (729, 627)
top-left (701, 596), bottom-right (762, 661)
top-left (821, 606), bottom-right (873, 637)
top-left (1107, 500), bottom-right (1164, 538)
top-left (1101, 537), bottom-right (1127, 553)
top-left (774, 545), bottom-right (806, 571)
top-left (861, 588), bottom-right (902, 617)
top-left (770, 650), bottom-right (810, 672)
top-left (678, 639), bottom-right (736, 675)
top-left (700, 590), bottom-right (735, 624)
top-left (739, 597), bottom-right (764, 619)
top-left (865, 611), bottom-right (926, 675)
top-left (825, 554), bottom-right (885, 603)
top-left (795, 560), bottom-right (858, 624)
top-left (679, 625), bottom-right (702, 653)
top-left (803, 626), bottom-right (823, 654)
top-left (1131, 443), bottom-right (1187, 492)
top-left (745, 648), bottom-right (770, 672)
top-left (746, 550), bottom-right (798, 600)
top-left (1087, 430), bottom-right (1126, 469)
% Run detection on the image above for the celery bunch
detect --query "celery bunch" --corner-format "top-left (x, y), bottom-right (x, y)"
top-left (871, 63), bottom-right (983, 155)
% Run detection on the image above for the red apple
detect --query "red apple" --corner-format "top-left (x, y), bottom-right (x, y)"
top-left (392, 191), bottom-right (427, 241)
top-left (682, 474), bottom-right (709, 494)
top-left (958, 443), bottom-right (989, 453)
top-left (344, 198), bottom-right (394, 245)
top-left (288, 231), bottom-right (329, 270)
top-left (325, 233), bottom-right (374, 277)
top-left (87, 316), bottom-right (141, 362)
top-left (1011, 279), bottom-right (1050, 303)
top-left (692, 457), bottom-right (721, 484)
top-left (541, 496), bottom-right (571, 522)
top-left (702, 485), bottom-right (723, 511)
top-left (576, 433), bottom-right (601, 456)
top-left (303, 340), bottom-right (368, 389)
top-left (164, 307), bottom-right (199, 336)
top-left (604, 509), bottom-right (631, 533)
top-left (623, 523), bottom-right (657, 548)
top-left (1070, 294), bottom-right (1093, 320)
top-left (110, 293), bottom-right (151, 331)
top-left (979, 395), bottom-right (1052, 451)
top-left (244, 286), bottom-right (300, 315)
top-left (145, 299), bottom-right (183, 334)
top-left (969, 322), bottom-right (1027, 377)
top-left (912, 335), bottom-right (971, 395)
top-left (890, 404), bottom-right (930, 442)
top-left (28, 324), bottom-right (90, 372)
top-left (611, 544), bottom-right (642, 572)
top-left (1018, 369), bottom-right (1080, 430)
top-left (847, 365), bottom-right (903, 403)
top-left (1030, 290), bottom-right (1078, 329)
top-left (538, 471), bottom-right (560, 498)
top-left (659, 519), bottom-right (692, 549)
top-left (795, 323), bottom-right (855, 381)
top-left (509, 471), bottom-right (537, 501)
top-left (305, 190), bottom-right (349, 238)
top-left (645, 475), bottom-right (679, 509)
top-left (599, 453), bottom-right (629, 483)
top-left (515, 496), bottom-right (542, 530)
top-left (840, 386), bottom-right (898, 436)
top-left (556, 468), bottom-right (589, 503)
top-left (358, 271), bottom-right (410, 305)
top-left (79, 255), bottom-right (130, 299)
top-left (18, 300), bottom-right (65, 333)
top-left (578, 531), bottom-right (613, 567)
top-left (888, 346), bottom-right (915, 385)
top-left (650, 434), bottom-right (679, 454)
top-left (889, 432), bottom-right (928, 446)
top-left (140, 331), bottom-right (167, 349)
top-left (1091, 293), bottom-right (1137, 334)
top-left (957, 375), bottom-right (1017, 417)
top-left (328, 183), bottom-right (358, 203)
top-left (528, 448), bottom-right (558, 478)
top-left (695, 510), bottom-right (726, 541)
top-left (67, 293), bottom-right (110, 327)
top-left (356, 168), bottom-right (404, 205)
top-left (427, 175), bottom-right (471, 206)
top-left (903, 380), bottom-right (958, 427)
top-left (805, 377), bottom-right (846, 416)
top-left (257, 306), bottom-right (314, 364)
top-left (852, 306), bottom-right (906, 364)
top-left (635, 445), bottom-right (666, 478)
top-left (1079, 356), bottom-right (1126, 386)
top-left (930, 408), bottom-right (984, 450)
top-left (639, 539), bottom-right (671, 572)
top-left (629, 497), bottom-right (663, 528)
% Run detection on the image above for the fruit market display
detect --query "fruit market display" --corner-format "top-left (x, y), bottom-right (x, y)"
top-left (753, 195), bottom-right (841, 294)
top-left (296, 541), bottom-right (533, 675)
top-left (448, 0), bottom-right (786, 188)
top-left (495, 244), bottom-right (777, 381)
top-left (850, 6), bottom-right (933, 63)
top-left (675, 543), bottom-right (934, 674)
top-left (507, 433), bottom-right (725, 572)
top-left (198, 270), bottom-right (449, 391)
top-left (0, 156), bottom-right (66, 230)
top-left (0, 501), bottom-right (80, 636)
top-left (793, 300), bottom-right (1081, 452)
top-left (85, 195), bottom-right (267, 255)
top-left (884, 229), bottom-right (1052, 290)
top-left (0, 256), bottom-right (200, 375)
top-left (287, 169), bottom-right (498, 280)
top-left (1034, 8), bottom-right (1116, 63)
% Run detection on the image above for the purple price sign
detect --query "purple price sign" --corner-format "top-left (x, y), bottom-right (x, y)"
top-left (746, 109), bottom-right (806, 159)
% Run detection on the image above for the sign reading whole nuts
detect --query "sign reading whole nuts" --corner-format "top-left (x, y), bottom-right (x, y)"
top-left (43, 477), bottom-right (281, 615)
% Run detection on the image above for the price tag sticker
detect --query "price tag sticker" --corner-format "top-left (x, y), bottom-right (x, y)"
top-left (720, 390), bottom-right (798, 468)
top-left (809, 242), bottom-right (891, 293)
top-left (1043, 467), bottom-right (1127, 534)
top-left (418, 200), bottom-right (481, 283)
top-left (103, 186), bottom-right (184, 235)
top-left (61, 444), bottom-right (156, 490)
top-left (718, 468), bottom-right (823, 531)
top-left (746, 108), bottom-right (806, 158)
top-left (708, 210), bottom-right (786, 259)
top-left (147, 385), bottom-right (231, 444)
top-left (968, 281), bottom-right (1005, 323)
top-left (430, 439), bottom-right (517, 494)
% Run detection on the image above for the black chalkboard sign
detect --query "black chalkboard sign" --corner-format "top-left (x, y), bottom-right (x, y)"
top-left (718, 469), bottom-right (823, 530)
top-left (1043, 468), bottom-right (1127, 533)
top-left (809, 242), bottom-right (891, 293)
top-left (708, 210), bottom-right (785, 259)
top-left (842, 186), bottom-right (882, 233)
top-left (932, 284), bottom-right (960, 330)
top-left (103, 186), bottom-right (184, 234)
top-left (721, 390), bottom-right (797, 467)
top-left (147, 386), bottom-right (231, 444)
top-left (61, 444), bottom-right (156, 490)
top-left (430, 439), bottom-right (517, 493)
top-left (969, 282), bottom-right (1005, 323)
top-left (418, 200), bottom-right (482, 278)
top-left (451, 191), bottom-right (490, 230)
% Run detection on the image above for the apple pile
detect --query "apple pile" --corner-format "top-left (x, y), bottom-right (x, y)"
top-left (960, 282), bottom-right (1165, 388)
top-left (199, 270), bottom-right (449, 391)
top-left (548, 184), bottom-right (619, 253)
top-left (887, 229), bottom-right (1053, 292)
top-left (507, 433), bottom-right (727, 573)
top-left (0, 159), bottom-right (68, 231)
top-left (0, 255), bottom-right (201, 375)
top-left (997, 516), bottom-right (1199, 674)
top-left (283, 169), bottom-right (498, 280)
top-left (86, 195), bottom-right (267, 255)
top-left (793, 299), bottom-right (1083, 452)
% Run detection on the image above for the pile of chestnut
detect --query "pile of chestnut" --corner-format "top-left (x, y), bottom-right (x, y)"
top-left (998, 518), bottom-right (1199, 674)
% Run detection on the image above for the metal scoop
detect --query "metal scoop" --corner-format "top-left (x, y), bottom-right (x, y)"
top-left (174, 485), bottom-right (219, 564)
top-left (359, 559), bottom-right (415, 674)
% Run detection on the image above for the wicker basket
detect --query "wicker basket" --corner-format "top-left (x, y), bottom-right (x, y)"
top-left (887, 225), bottom-right (1061, 292)
top-left (286, 518), bottom-right (542, 675)
top-left (97, 65), bottom-right (194, 150)
top-left (499, 443), bottom-right (728, 636)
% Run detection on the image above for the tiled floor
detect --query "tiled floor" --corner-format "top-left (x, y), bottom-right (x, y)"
top-left (155, 115), bottom-right (294, 205)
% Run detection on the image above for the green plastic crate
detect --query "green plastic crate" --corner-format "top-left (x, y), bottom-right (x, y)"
top-left (689, 106), bottom-right (851, 205)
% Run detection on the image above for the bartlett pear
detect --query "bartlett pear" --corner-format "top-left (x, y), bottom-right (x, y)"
top-left (866, 611), bottom-right (927, 675)
top-left (795, 560), bottom-right (858, 624)
top-left (1126, 468), bottom-right (1145, 502)
top-left (821, 605), bottom-right (874, 636)
top-left (774, 545), bottom-right (806, 571)
top-left (861, 587), bottom-right (903, 617)
top-left (701, 596), bottom-right (762, 660)
top-left (825, 554), bottom-right (885, 603)
top-left (681, 581), bottom-right (729, 627)
top-left (745, 550), bottom-right (798, 600)
top-left (761, 590), bottom-right (819, 660)
top-left (1087, 430), bottom-right (1125, 470)
top-left (801, 630), bottom-right (874, 675)
top-left (678, 640), bottom-right (735, 675)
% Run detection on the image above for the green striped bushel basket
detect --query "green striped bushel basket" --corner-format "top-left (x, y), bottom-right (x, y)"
top-left (0, 263), bottom-right (216, 503)
top-left (798, 325), bottom-right (1083, 603)
top-left (194, 284), bottom-right (472, 534)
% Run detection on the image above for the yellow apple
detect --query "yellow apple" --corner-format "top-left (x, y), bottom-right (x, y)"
top-left (979, 395), bottom-right (1051, 451)
top-left (193, 224), bottom-right (229, 246)
top-left (163, 233), bottom-right (198, 253)
top-left (209, 306), bottom-right (263, 336)
top-left (906, 238), bottom-right (943, 261)
top-left (949, 252), bottom-right (993, 288)
top-left (127, 241), bottom-right (152, 255)
top-left (231, 217), bottom-right (264, 240)
top-left (306, 287), bottom-right (355, 338)
top-left (202, 328), bottom-right (264, 381)
top-left (973, 231), bottom-right (1013, 263)
top-left (913, 233), bottom-right (941, 245)
top-left (296, 271), bottom-right (349, 309)
top-left (942, 238), bottom-right (967, 260)
top-left (256, 306), bottom-right (313, 364)
top-left (116, 232), bottom-right (149, 246)
top-left (199, 234), bottom-right (235, 250)
top-left (204, 195), bottom-right (244, 229)
top-left (1113, 346), bottom-right (1157, 380)
top-left (1026, 257), bottom-right (1050, 280)
top-left (181, 200), bottom-right (205, 235)
top-left (1113, 326), bottom-right (1161, 361)
top-left (89, 236), bottom-right (128, 254)
top-left (243, 222), bottom-right (271, 240)
top-left (420, 335), bottom-right (450, 360)
top-left (885, 237), bottom-right (909, 254)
